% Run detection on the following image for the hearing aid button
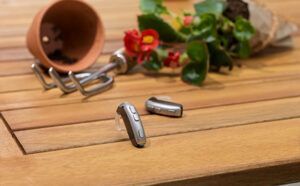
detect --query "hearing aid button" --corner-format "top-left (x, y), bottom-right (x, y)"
top-left (168, 109), bottom-right (176, 113)
top-left (138, 130), bottom-right (144, 138)
top-left (129, 106), bottom-right (136, 114)
top-left (133, 114), bottom-right (139, 121)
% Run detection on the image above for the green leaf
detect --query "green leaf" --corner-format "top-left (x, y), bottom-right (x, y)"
top-left (218, 17), bottom-right (235, 50)
top-left (187, 41), bottom-right (209, 63)
top-left (220, 16), bottom-right (235, 33)
top-left (182, 61), bottom-right (208, 86)
top-left (138, 14), bottom-right (186, 43)
top-left (140, 0), bottom-right (168, 15)
top-left (182, 41), bottom-right (209, 85)
top-left (190, 13), bottom-right (218, 43)
top-left (233, 16), bottom-right (255, 41)
top-left (143, 51), bottom-right (163, 71)
top-left (179, 26), bottom-right (193, 35)
top-left (236, 40), bottom-right (251, 58)
top-left (219, 35), bottom-right (229, 49)
top-left (208, 44), bottom-right (233, 71)
top-left (232, 17), bottom-right (254, 58)
top-left (194, 0), bottom-right (227, 16)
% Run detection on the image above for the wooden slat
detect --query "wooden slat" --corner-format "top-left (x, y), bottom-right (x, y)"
top-left (0, 71), bottom-right (149, 93)
top-left (1, 60), bottom-right (299, 112)
top-left (0, 40), bottom-right (123, 62)
top-left (15, 95), bottom-right (300, 153)
top-left (0, 2), bottom-right (139, 45)
top-left (0, 0), bottom-right (298, 42)
top-left (0, 118), bottom-right (23, 157)
top-left (0, 37), bottom-right (299, 77)
top-left (2, 57), bottom-right (298, 93)
top-left (0, 0), bottom-right (139, 10)
top-left (1, 118), bottom-right (300, 185)
top-left (0, 36), bottom-right (299, 62)
top-left (0, 32), bottom-right (125, 49)
top-left (0, 75), bottom-right (189, 111)
top-left (0, 0), bottom-right (298, 33)
top-left (0, 21), bottom-right (136, 38)
top-left (0, 64), bottom-right (143, 93)
top-left (4, 75), bottom-right (300, 131)
top-left (159, 162), bottom-right (300, 186)
top-left (0, 26), bottom-right (126, 39)
top-left (0, 11), bottom-right (137, 27)
top-left (0, 60), bottom-right (32, 76)
top-left (0, 54), bottom-right (112, 77)
top-left (0, 37), bottom-right (127, 51)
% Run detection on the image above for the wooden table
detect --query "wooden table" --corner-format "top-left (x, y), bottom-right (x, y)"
top-left (0, 0), bottom-right (300, 185)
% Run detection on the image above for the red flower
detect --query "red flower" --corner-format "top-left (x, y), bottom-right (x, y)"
top-left (164, 51), bottom-right (181, 68)
top-left (140, 29), bottom-right (159, 52)
top-left (183, 16), bottom-right (194, 27)
top-left (124, 30), bottom-right (140, 57)
top-left (123, 29), bottom-right (159, 64)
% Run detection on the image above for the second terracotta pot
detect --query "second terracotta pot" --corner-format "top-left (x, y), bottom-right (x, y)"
top-left (27, 0), bottom-right (105, 73)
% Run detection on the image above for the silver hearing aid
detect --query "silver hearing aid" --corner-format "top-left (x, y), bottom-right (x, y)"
top-left (145, 97), bottom-right (183, 118)
top-left (116, 102), bottom-right (146, 148)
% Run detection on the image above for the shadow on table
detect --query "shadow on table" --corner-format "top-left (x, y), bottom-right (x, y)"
top-left (156, 162), bottom-right (300, 186)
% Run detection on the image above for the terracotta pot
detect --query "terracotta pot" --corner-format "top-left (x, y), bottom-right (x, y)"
top-left (27, 0), bottom-right (105, 73)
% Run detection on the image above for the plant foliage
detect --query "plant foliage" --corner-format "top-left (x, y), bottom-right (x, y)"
top-left (126, 0), bottom-right (256, 85)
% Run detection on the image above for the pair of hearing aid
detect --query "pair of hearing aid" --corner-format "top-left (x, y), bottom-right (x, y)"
top-left (116, 97), bottom-right (183, 148)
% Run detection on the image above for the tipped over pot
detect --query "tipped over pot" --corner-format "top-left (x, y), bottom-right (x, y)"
top-left (27, 0), bottom-right (105, 73)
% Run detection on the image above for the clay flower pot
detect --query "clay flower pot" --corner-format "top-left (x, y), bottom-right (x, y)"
top-left (27, 0), bottom-right (105, 73)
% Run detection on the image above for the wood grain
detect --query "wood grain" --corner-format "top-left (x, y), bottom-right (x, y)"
top-left (15, 95), bottom-right (300, 153)
top-left (0, 40), bottom-right (123, 61)
top-left (0, 39), bottom-right (299, 77)
top-left (1, 60), bottom-right (300, 112)
top-left (0, 54), bottom-right (112, 77)
top-left (159, 162), bottom-right (300, 186)
top-left (4, 75), bottom-right (300, 131)
top-left (0, 43), bottom-right (300, 92)
top-left (1, 118), bottom-right (300, 185)
top-left (0, 0), bottom-right (299, 185)
top-left (0, 118), bottom-right (22, 157)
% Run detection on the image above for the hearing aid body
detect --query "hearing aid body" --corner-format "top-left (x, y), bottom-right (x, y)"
top-left (145, 97), bottom-right (183, 118)
top-left (116, 103), bottom-right (146, 148)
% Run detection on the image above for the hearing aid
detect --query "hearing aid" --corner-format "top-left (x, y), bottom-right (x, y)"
top-left (116, 102), bottom-right (146, 148)
top-left (145, 97), bottom-right (183, 118)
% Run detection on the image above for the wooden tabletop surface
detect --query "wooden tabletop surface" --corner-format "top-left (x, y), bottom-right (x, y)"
top-left (0, 0), bottom-right (300, 185)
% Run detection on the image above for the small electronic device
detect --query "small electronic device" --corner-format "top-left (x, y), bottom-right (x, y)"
top-left (145, 97), bottom-right (183, 118)
top-left (116, 102), bottom-right (146, 148)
